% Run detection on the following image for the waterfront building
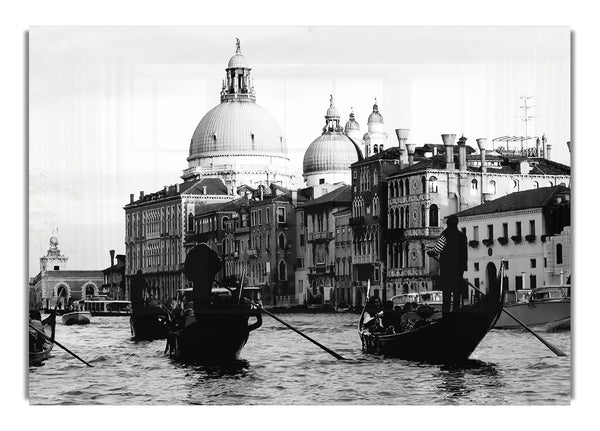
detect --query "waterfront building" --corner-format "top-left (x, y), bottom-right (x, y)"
top-left (454, 186), bottom-right (571, 300)
top-left (349, 143), bottom-right (405, 303)
top-left (30, 236), bottom-right (104, 310)
top-left (303, 95), bottom-right (363, 187)
top-left (385, 133), bottom-right (571, 298)
top-left (102, 250), bottom-right (126, 300)
top-left (296, 184), bottom-right (352, 307)
top-left (220, 184), bottom-right (310, 307)
top-left (333, 208), bottom-right (355, 308)
top-left (181, 39), bottom-right (293, 190)
top-left (123, 178), bottom-right (231, 302)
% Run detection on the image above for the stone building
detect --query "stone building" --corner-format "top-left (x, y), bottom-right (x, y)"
top-left (102, 250), bottom-right (126, 300)
top-left (333, 208), bottom-right (354, 308)
top-left (385, 133), bottom-right (571, 298)
top-left (30, 236), bottom-right (104, 310)
top-left (296, 184), bottom-right (351, 307)
top-left (454, 186), bottom-right (571, 300)
top-left (124, 178), bottom-right (231, 302)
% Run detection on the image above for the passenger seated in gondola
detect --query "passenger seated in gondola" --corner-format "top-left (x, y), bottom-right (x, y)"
top-left (29, 311), bottom-right (45, 352)
top-left (381, 301), bottom-right (402, 334)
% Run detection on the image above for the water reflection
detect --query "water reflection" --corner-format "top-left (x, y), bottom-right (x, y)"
top-left (435, 360), bottom-right (502, 400)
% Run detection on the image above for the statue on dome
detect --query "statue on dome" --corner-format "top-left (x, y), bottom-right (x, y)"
top-left (235, 38), bottom-right (241, 54)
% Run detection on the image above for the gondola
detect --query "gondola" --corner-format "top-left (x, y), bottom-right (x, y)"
top-left (165, 287), bottom-right (262, 363)
top-left (29, 312), bottom-right (56, 366)
top-left (62, 311), bottom-right (91, 325)
top-left (358, 264), bottom-right (505, 364)
top-left (130, 300), bottom-right (169, 341)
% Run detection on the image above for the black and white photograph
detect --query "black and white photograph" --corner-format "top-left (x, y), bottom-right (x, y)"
top-left (9, 2), bottom-right (598, 426)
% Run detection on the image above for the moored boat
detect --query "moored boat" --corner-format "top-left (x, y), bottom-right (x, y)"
top-left (29, 312), bottom-right (56, 366)
top-left (80, 297), bottom-right (132, 316)
top-left (391, 290), bottom-right (444, 312)
top-left (61, 311), bottom-right (91, 325)
top-left (494, 286), bottom-right (570, 330)
top-left (166, 287), bottom-right (262, 363)
top-left (358, 264), bottom-right (504, 364)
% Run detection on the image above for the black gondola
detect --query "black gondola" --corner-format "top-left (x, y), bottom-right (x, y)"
top-left (130, 299), bottom-right (169, 341)
top-left (358, 263), bottom-right (505, 364)
top-left (165, 287), bottom-right (262, 363)
top-left (29, 312), bottom-right (56, 366)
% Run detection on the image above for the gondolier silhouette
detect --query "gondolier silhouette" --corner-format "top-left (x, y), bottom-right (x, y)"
top-left (184, 243), bottom-right (223, 310)
top-left (130, 270), bottom-right (149, 309)
top-left (427, 214), bottom-right (468, 314)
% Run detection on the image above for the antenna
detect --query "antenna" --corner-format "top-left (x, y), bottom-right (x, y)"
top-left (519, 95), bottom-right (536, 140)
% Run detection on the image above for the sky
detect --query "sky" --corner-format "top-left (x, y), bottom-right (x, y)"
top-left (28, 25), bottom-right (571, 276)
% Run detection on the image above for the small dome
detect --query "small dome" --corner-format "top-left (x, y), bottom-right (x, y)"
top-left (368, 100), bottom-right (384, 124)
top-left (50, 236), bottom-right (58, 246)
top-left (303, 134), bottom-right (362, 174)
top-left (228, 53), bottom-right (250, 69)
top-left (325, 94), bottom-right (340, 119)
top-left (344, 110), bottom-right (360, 132)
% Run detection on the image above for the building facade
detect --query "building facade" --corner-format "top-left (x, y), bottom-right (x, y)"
top-left (30, 236), bottom-right (104, 310)
top-left (385, 133), bottom-right (571, 298)
top-left (333, 208), bottom-right (354, 308)
top-left (455, 186), bottom-right (571, 299)
top-left (102, 250), bottom-right (126, 300)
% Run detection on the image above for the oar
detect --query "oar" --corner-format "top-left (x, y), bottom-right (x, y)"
top-left (465, 280), bottom-right (566, 357)
top-left (237, 267), bottom-right (247, 305)
top-left (216, 281), bottom-right (345, 360)
top-left (29, 323), bottom-right (94, 367)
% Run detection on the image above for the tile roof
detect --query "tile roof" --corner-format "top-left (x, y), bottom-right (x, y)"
top-left (454, 185), bottom-right (570, 218)
top-left (302, 184), bottom-right (352, 208)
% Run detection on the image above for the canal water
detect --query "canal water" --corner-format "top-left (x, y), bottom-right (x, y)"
top-left (28, 312), bottom-right (571, 405)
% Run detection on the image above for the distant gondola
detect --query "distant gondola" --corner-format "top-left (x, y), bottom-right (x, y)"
top-left (358, 264), bottom-right (505, 364)
top-left (62, 311), bottom-right (91, 325)
top-left (130, 299), bottom-right (169, 341)
top-left (165, 287), bottom-right (262, 363)
top-left (29, 312), bottom-right (56, 366)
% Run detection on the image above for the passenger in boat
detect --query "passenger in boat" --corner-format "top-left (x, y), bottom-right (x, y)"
top-left (29, 310), bottom-right (45, 351)
top-left (381, 301), bottom-right (402, 333)
top-left (427, 214), bottom-right (468, 314)
top-left (184, 243), bottom-right (223, 310)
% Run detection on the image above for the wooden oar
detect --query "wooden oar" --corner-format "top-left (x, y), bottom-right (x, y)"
top-left (237, 267), bottom-right (247, 306)
top-left (29, 323), bottom-right (94, 367)
top-left (465, 280), bottom-right (566, 357)
top-left (216, 281), bottom-right (345, 360)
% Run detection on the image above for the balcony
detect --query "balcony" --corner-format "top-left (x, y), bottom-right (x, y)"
top-left (353, 254), bottom-right (379, 265)
top-left (511, 235), bottom-right (522, 244)
top-left (482, 238), bottom-right (494, 247)
top-left (248, 249), bottom-right (259, 258)
top-left (497, 237), bottom-right (509, 246)
top-left (307, 231), bottom-right (335, 242)
top-left (469, 240), bottom-right (479, 248)
top-left (525, 234), bottom-right (536, 243)
top-left (403, 226), bottom-right (443, 238)
top-left (387, 267), bottom-right (432, 278)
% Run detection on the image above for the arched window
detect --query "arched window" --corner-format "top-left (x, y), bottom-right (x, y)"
top-left (400, 180), bottom-right (404, 196)
top-left (428, 176), bottom-right (438, 193)
top-left (373, 144), bottom-right (379, 154)
top-left (533, 181), bottom-right (539, 189)
top-left (489, 180), bottom-right (497, 194)
top-left (556, 244), bottom-right (563, 265)
top-left (278, 233), bottom-right (286, 250)
top-left (421, 176), bottom-right (426, 193)
top-left (405, 179), bottom-right (410, 196)
top-left (187, 213), bottom-right (194, 232)
top-left (471, 179), bottom-right (478, 194)
top-left (85, 285), bottom-right (95, 297)
top-left (421, 204), bottom-right (426, 227)
top-left (429, 204), bottom-right (439, 227)
top-left (221, 216), bottom-right (229, 230)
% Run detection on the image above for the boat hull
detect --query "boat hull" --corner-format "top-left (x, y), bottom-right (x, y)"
top-left (359, 275), bottom-right (503, 364)
top-left (167, 309), bottom-right (262, 363)
top-left (29, 314), bottom-right (56, 366)
top-left (130, 312), bottom-right (168, 341)
top-left (494, 300), bottom-right (570, 329)
top-left (61, 311), bottom-right (91, 325)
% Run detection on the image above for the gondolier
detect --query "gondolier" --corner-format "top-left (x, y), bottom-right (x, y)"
top-left (184, 243), bottom-right (223, 310)
top-left (427, 214), bottom-right (468, 314)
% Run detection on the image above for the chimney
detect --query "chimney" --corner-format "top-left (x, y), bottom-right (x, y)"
top-left (139, 191), bottom-right (144, 199)
top-left (432, 145), bottom-right (438, 156)
top-left (130, 193), bottom-right (134, 203)
top-left (476, 138), bottom-right (487, 173)
top-left (176, 183), bottom-right (180, 193)
top-left (203, 185), bottom-right (208, 195)
top-left (395, 129), bottom-right (409, 168)
top-left (441, 134), bottom-right (456, 170)
top-left (457, 135), bottom-right (467, 171)
top-left (406, 143), bottom-right (416, 165)
top-left (110, 249), bottom-right (115, 267)
top-left (542, 134), bottom-right (551, 160)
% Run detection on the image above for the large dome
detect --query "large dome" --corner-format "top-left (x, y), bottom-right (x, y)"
top-left (188, 102), bottom-right (287, 160)
top-left (303, 134), bottom-right (362, 174)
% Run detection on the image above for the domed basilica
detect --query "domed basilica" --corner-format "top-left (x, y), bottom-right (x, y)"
top-left (182, 39), bottom-right (293, 192)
